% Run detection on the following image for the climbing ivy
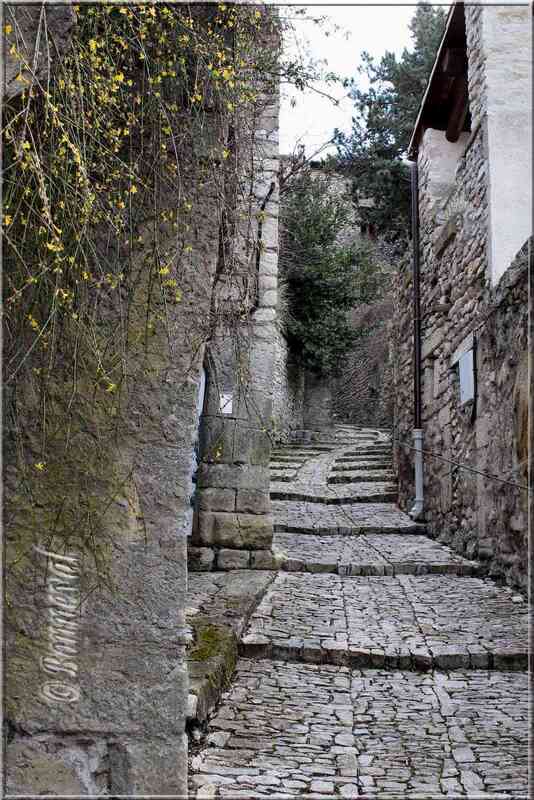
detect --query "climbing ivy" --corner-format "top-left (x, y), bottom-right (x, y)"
top-left (2, 2), bottom-right (284, 600)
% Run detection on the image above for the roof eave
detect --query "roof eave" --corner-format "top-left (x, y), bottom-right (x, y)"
top-left (407, 3), bottom-right (460, 161)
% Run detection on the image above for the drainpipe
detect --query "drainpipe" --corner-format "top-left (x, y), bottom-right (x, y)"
top-left (409, 160), bottom-right (424, 521)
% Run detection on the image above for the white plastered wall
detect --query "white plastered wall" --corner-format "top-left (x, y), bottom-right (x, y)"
top-left (482, 4), bottom-right (532, 284)
top-left (420, 128), bottom-right (470, 208)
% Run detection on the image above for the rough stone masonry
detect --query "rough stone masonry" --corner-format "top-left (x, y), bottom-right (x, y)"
top-left (393, 3), bottom-right (530, 592)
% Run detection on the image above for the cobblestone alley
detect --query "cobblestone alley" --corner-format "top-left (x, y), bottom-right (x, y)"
top-left (189, 426), bottom-right (528, 798)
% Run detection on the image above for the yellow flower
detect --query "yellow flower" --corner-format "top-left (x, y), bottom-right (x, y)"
top-left (113, 72), bottom-right (125, 83)
top-left (4, 23), bottom-right (12, 35)
top-left (106, 383), bottom-right (117, 393)
top-left (89, 38), bottom-right (97, 52)
top-left (4, 215), bottom-right (12, 226)
top-left (129, 184), bottom-right (137, 194)
top-left (159, 266), bottom-right (170, 276)
top-left (34, 462), bottom-right (46, 471)
top-left (22, 140), bottom-right (31, 150)
top-left (222, 148), bottom-right (230, 159)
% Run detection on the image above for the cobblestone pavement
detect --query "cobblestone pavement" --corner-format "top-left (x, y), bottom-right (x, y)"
top-left (241, 573), bottom-right (527, 670)
top-left (273, 501), bottom-right (423, 535)
top-left (190, 426), bottom-right (528, 797)
top-left (191, 660), bottom-right (527, 797)
top-left (272, 533), bottom-right (481, 576)
top-left (270, 484), bottom-right (398, 504)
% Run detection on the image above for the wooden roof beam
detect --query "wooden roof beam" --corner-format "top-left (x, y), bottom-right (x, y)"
top-left (446, 75), bottom-right (469, 142)
top-left (442, 47), bottom-right (468, 77)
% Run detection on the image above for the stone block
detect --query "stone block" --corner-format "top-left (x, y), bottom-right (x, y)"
top-left (217, 549), bottom-right (251, 570)
top-left (250, 549), bottom-right (276, 569)
top-left (233, 427), bottom-right (271, 467)
top-left (188, 547), bottom-right (215, 572)
top-left (260, 289), bottom-right (278, 308)
top-left (259, 274), bottom-right (277, 292)
top-left (198, 463), bottom-right (269, 491)
top-left (111, 735), bottom-right (188, 795)
top-left (199, 416), bottom-right (236, 464)
top-left (257, 252), bottom-right (278, 278)
top-left (421, 329), bottom-right (443, 361)
top-left (236, 489), bottom-right (271, 514)
top-left (3, 5), bottom-right (76, 101)
top-left (236, 514), bottom-right (273, 549)
top-left (197, 512), bottom-right (272, 549)
top-left (198, 487), bottom-right (236, 512)
top-left (5, 739), bottom-right (88, 795)
top-left (260, 215), bottom-right (278, 248)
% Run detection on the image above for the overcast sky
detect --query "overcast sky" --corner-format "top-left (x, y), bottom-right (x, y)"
top-left (279, 4), bottom-right (420, 157)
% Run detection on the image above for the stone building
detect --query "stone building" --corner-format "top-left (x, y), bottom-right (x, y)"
top-left (393, 2), bottom-right (531, 591)
top-left (3, 4), bottom-right (280, 794)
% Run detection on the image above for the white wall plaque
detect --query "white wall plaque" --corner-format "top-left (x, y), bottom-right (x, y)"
top-left (219, 392), bottom-right (233, 415)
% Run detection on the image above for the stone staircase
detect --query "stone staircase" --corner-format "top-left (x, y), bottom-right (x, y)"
top-left (190, 426), bottom-right (528, 798)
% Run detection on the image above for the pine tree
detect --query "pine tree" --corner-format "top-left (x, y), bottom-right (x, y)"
top-left (334, 3), bottom-right (446, 242)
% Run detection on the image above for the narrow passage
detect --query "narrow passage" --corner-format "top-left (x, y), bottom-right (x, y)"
top-left (190, 425), bottom-right (528, 798)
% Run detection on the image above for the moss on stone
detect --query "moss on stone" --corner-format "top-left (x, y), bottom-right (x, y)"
top-left (189, 620), bottom-right (235, 663)
top-left (188, 617), bottom-right (238, 713)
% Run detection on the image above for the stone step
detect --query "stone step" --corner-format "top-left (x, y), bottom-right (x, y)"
top-left (241, 574), bottom-right (528, 672)
top-left (328, 471), bottom-right (396, 484)
top-left (331, 461), bottom-right (392, 471)
top-left (270, 488), bottom-right (398, 504)
top-left (344, 447), bottom-right (392, 456)
top-left (273, 533), bottom-right (481, 577)
top-left (271, 450), bottom-right (329, 459)
top-left (272, 500), bottom-right (422, 535)
top-left (191, 659), bottom-right (527, 798)
top-left (269, 473), bottom-right (295, 483)
top-left (274, 445), bottom-right (337, 453)
top-left (186, 570), bottom-right (276, 724)
top-left (335, 455), bottom-right (390, 463)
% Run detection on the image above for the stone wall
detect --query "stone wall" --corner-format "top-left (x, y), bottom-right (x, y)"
top-left (393, 5), bottom-right (530, 592)
top-left (3, 4), bottom-right (76, 99)
top-left (189, 71), bottom-right (280, 573)
top-left (333, 296), bottom-right (394, 429)
top-left (5, 123), bottom-right (222, 798)
top-left (303, 371), bottom-right (333, 433)
top-left (4, 5), bottom-right (282, 794)
top-left (272, 324), bottom-right (305, 443)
